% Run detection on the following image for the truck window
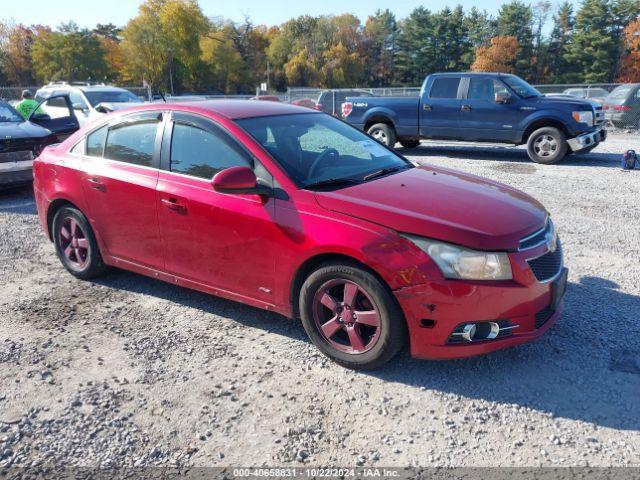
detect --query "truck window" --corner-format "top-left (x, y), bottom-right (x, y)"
top-left (468, 79), bottom-right (509, 102)
top-left (430, 78), bottom-right (460, 99)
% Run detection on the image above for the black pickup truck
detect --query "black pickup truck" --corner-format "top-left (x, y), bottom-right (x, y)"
top-left (342, 72), bottom-right (606, 164)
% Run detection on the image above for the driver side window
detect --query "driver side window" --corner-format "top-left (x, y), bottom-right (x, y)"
top-left (170, 122), bottom-right (251, 179)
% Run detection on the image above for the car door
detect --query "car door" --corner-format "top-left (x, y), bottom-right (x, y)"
top-left (69, 90), bottom-right (92, 127)
top-left (80, 112), bottom-right (165, 270)
top-left (156, 112), bottom-right (277, 303)
top-left (28, 94), bottom-right (80, 141)
top-left (420, 76), bottom-right (463, 139)
top-left (459, 77), bottom-right (524, 142)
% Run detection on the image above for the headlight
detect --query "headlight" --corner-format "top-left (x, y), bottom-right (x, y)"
top-left (572, 111), bottom-right (594, 126)
top-left (401, 234), bottom-right (513, 280)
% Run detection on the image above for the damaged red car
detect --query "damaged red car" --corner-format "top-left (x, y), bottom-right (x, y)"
top-left (33, 101), bottom-right (567, 369)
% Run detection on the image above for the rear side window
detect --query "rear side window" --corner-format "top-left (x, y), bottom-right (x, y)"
top-left (86, 126), bottom-right (107, 157)
top-left (105, 121), bottom-right (157, 167)
top-left (430, 78), bottom-right (460, 99)
top-left (70, 139), bottom-right (86, 155)
top-left (170, 122), bottom-right (250, 179)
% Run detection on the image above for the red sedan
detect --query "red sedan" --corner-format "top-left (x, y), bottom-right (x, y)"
top-left (33, 101), bottom-right (567, 369)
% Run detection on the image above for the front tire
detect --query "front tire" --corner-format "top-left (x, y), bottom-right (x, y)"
top-left (367, 123), bottom-right (397, 148)
top-left (299, 262), bottom-right (406, 370)
top-left (52, 206), bottom-right (106, 280)
top-left (526, 127), bottom-right (567, 164)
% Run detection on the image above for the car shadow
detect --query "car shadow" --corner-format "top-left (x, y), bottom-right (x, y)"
top-left (93, 270), bottom-right (640, 431)
top-left (399, 144), bottom-right (622, 168)
top-left (0, 185), bottom-right (36, 215)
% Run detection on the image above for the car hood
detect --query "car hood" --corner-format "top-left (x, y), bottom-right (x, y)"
top-left (313, 165), bottom-right (547, 251)
top-left (0, 121), bottom-right (52, 140)
top-left (537, 95), bottom-right (598, 109)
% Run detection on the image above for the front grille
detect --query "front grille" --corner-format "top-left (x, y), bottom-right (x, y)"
top-left (0, 150), bottom-right (34, 164)
top-left (535, 305), bottom-right (554, 329)
top-left (527, 241), bottom-right (563, 282)
top-left (519, 220), bottom-right (552, 250)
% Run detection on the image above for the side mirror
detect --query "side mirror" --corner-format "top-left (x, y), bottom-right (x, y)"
top-left (212, 166), bottom-right (265, 195)
top-left (495, 92), bottom-right (511, 104)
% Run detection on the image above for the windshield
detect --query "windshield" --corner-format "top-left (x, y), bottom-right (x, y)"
top-left (0, 103), bottom-right (24, 123)
top-left (237, 113), bottom-right (412, 189)
top-left (83, 90), bottom-right (139, 107)
top-left (587, 89), bottom-right (608, 98)
top-left (502, 75), bottom-right (542, 99)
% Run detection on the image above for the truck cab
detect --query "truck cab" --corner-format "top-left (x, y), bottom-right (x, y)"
top-left (343, 72), bottom-right (606, 164)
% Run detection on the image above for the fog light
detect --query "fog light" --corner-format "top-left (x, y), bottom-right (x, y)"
top-left (461, 324), bottom-right (477, 342)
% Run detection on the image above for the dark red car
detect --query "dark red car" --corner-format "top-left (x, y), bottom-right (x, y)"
top-left (33, 101), bottom-right (567, 369)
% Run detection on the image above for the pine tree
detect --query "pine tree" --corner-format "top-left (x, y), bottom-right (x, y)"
top-left (363, 10), bottom-right (399, 87)
top-left (496, 0), bottom-right (535, 79)
top-left (547, 2), bottom-right (574, 82)
top-left (564, 0), bottom-right (617, 82)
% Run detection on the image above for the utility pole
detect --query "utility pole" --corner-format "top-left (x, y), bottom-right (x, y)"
top-left (168, 48), bottom-right (175, 96)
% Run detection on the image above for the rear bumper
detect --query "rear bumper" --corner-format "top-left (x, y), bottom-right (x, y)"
top-left (566, 128), bottom-right (606, 152)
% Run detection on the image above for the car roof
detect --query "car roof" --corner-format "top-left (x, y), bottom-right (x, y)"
top-left (431, 72), bottom-right (512, 77)
top-left (38, 84), bottom-right (130, 93)
top-left (114, 99), bottom-right (315, 120)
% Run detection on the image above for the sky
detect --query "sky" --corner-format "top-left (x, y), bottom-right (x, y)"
top-left (0, 0), bottom-right (556, 28)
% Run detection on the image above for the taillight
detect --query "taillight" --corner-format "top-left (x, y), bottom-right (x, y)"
top-left (314, 103), bottom-right (322, 110)
top-left (610, 104), bottom-right (631, 111)
top-left (341, 102), bottom-right (353, 118)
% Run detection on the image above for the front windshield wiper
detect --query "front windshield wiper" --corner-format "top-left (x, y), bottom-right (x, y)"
top-left (363, 165), bottom-right (407, 181)
top-left (303, 178), bottom-right (359, 190)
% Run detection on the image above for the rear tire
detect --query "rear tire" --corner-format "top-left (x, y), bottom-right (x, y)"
top-left (299, 262), bottom-right (406, 370)
top-left (52, 206), bottom-right (107, 280)
top-left (399, 138), bottom-right (420, 149)
top-left (526, 127), bottom-right (567, 164)
top-left (367, 123), bottom-right (397, 148)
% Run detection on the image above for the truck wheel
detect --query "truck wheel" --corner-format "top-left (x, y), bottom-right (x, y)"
top-left (367, 123), bottom-right (397, 148)
top-left (399, 138), bottom-right (420, 149)
top-left (526, 127), bottom-right (568, 164)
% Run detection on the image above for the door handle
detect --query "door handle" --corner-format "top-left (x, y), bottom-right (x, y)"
top-left (87, 177), bottom-right (105, 191)
top-left (423, 104), bottom-right (432, 111)
top-left (461, 104), bottom-right (472, 111)
top-left (161, 198), bottom-right (187, 213)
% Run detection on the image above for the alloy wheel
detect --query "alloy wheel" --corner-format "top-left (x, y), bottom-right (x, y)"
top-left (58, 216), bottom-right (89, 269)
top-left (533, 134), bottom-right (558, 157)
top-left (312, 279), bottom-right (381, 354)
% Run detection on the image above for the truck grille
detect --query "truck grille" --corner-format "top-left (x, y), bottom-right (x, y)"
top-left (527, 241), bottom-right (563, 282)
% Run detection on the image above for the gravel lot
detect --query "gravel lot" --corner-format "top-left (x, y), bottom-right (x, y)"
top-left (1, 134), bottom-right (639, 471)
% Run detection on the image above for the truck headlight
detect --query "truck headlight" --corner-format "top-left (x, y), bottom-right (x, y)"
top-left (572, 111), bottom-right (594, 126)
top-left (401, 234), bottom-right (513, 280)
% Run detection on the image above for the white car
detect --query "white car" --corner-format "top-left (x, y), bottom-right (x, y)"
top-left (35, 83), bottom-right (144, 127)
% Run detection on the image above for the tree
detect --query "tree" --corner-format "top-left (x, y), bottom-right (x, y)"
top-left (363, 10), bottom-right (399, 86)
top-left (546, 2), bottom-right (574, 83)
top-left (120, 0), bottom-right (208, 91)
top-left (564, 0), bottom-right (617, 82)
top-left (31, 23), bottom-right (107, 83)
top-left (284, 48), bottom-right (319, 86)
top-left (471, 35), bottom-right (520, 73)
top-left (0, 22), bottom-right (39, 85)
top-left (617, 19), bottom-right (640, 82)
top-left (496, 1), bottom-right (534, 79)
top-left (462, 8), bottom-right (496, 66)
top-left (320, 42), bottom-right (365, 87)
top-left (532, 1), bottom-right (552, 83)
top-left (200, 29), bottom-right (245, 92)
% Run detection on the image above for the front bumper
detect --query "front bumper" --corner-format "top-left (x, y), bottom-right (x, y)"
top-left (394, 240), bottom-right (566, 360)
top-left (566, 127), bottom-right (606, 152)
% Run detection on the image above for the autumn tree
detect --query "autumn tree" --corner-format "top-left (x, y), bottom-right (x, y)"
top-left (0, 22), bottom-right (40, 85)
top-left (31, 22), bottom-right (107, 83)
top-left (471, 35), bottom-right (520, 73)
top-left (617, 19), bottom-right (640, 82)
top-left (121, 0), bottom-right (208, 91)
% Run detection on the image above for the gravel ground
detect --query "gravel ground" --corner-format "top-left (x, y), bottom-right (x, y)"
top-left (1, 134), bottom-right (639, 471)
